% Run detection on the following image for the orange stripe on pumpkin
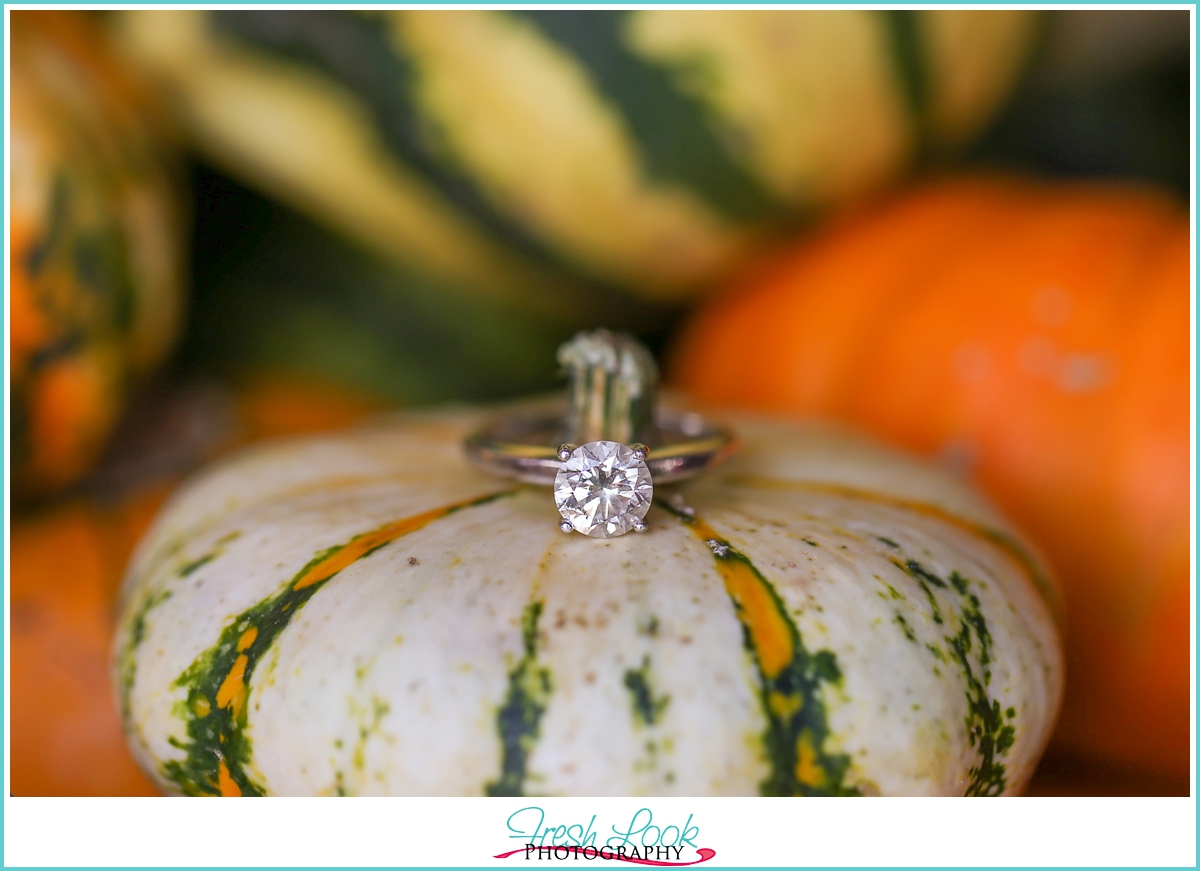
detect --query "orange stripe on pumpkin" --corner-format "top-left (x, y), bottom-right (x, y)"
top-left (292, 497), bottom-right (488, 591)
top-left (215, 654), bottom-right (247, 710)
top-left (682, 517), bottom-right (794, 681)
top-left (217, 759), bottom-right (241, 797)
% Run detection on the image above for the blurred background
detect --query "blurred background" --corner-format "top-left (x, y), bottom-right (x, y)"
top-left (9, 9), bottom-right (1191, 796)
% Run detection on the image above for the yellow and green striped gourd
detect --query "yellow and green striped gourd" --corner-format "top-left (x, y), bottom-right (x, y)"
top-left (116, 10), bottom-right (1037, 305)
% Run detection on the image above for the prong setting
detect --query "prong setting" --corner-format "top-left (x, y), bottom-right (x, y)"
top-left (632, 518), bottom-right (647, 534)
top-left (631, 443), bottom-right (649, 461)
top-left (557, 444), bottom-right (574, 462)
top-left (553, 441), bottom-right (653, 538)
top-left (559, 520), bottom-right (575, 534)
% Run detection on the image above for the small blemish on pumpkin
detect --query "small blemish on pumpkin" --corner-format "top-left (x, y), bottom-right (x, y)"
top-left (407, 556), bottom-right (419, 566)
top-left (705, 539), bottom-right (730, 557)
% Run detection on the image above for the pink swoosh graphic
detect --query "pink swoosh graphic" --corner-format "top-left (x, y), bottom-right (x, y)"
top-left (493, 846), bottom-right (716, 866)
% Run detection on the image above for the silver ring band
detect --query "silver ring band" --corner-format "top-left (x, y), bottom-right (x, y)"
top-left (466, 406), bottom-right (738, 486)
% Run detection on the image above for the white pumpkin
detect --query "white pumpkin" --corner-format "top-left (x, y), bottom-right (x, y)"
top-left (114, 409), bottom-right (1062, 796)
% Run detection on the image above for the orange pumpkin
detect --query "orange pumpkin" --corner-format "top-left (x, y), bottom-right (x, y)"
top-left (670, 176), bottom-right (1189, 779)
top-left (11, 11), bottom-right (185, 501)
top-left (11, 491), bottom-right (167, 796)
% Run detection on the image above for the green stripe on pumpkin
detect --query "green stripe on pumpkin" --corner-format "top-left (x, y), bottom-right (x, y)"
top-left (512, 10), bottom-right (782, 224)
top-left (485, 599), bottom-right (553, 797)
top-left (894, 559), bottom-right (1013, 796)
top-left (623, 655), bottom-right (671, 727)
top-left (209, 10), bottom-right (615, 294)
top-left (663, 504), bottom-right (859, 796)
top-left (154, 490), bottom-right (515, 796)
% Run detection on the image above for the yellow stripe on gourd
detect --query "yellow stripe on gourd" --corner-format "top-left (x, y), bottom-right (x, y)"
top-left (918, 11), bottom-right (1036, 147)
top-left (683, 517), bottom-right (794, 681)
top-left (795, 729), bottom-right (828, 789)
top-left (768, 690), bottom-right (803, 720)
top-left (627, 10), bottom-right (911, 209)
top-left (392, 10), bottom-right (748, 299)
top-left (113, 10), bottom-right (587, 318)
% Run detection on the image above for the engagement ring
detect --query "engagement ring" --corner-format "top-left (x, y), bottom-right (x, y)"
top-left (465, 330), bottom-right (737, 538)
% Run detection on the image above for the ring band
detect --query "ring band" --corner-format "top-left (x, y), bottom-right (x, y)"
top-left (465, 406), bottom-right (737, 486)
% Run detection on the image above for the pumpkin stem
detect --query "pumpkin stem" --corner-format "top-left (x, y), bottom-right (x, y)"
top-left (558, 329), bottom-right (657, 446)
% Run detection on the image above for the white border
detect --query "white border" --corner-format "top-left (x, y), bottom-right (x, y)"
top-left (1, 796), bottom-right (1197, 866)
top-left (3, 4), bottom-right (1196, 868)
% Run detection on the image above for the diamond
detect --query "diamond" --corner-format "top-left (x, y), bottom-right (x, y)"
top-left (554, 440), bottom-right (653, 538)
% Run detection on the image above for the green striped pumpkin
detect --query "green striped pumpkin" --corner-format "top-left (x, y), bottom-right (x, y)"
top-left (114, 410), bottom-right (1062, 795)
top-left (116, 10), bottom-right (1037, 304)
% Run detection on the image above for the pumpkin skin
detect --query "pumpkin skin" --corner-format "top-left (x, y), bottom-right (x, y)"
top-left (11, 11), bottom-right (185, 501)
top-left (669, 176), bottom-right (1188, 777)
top-left (115, 10), bottom-right (1035, 303)
top-left (115, 410), bottom-right (1061, 796)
